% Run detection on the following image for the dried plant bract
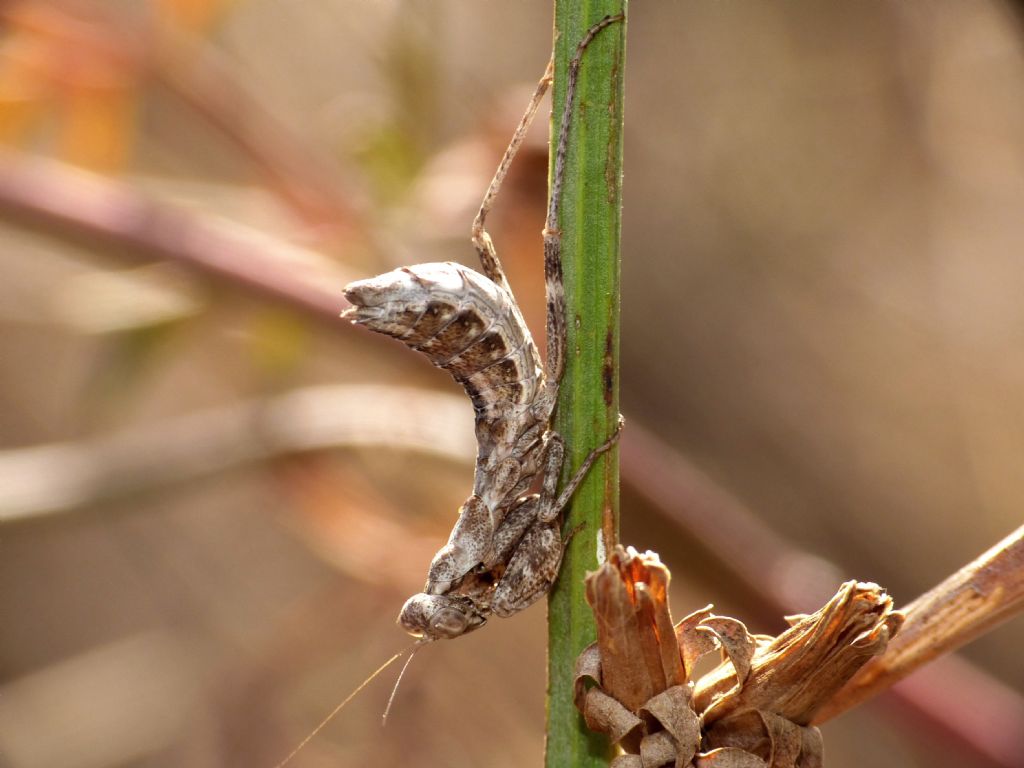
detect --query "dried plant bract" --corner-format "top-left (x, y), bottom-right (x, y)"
top-left (574, 547), bottom-right (903, 767)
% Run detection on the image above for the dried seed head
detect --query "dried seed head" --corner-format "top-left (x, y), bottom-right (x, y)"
top-left (576, 548), bottom-right (904, 768)
top-left (583, 546), bottom-right (684, 713)
top-left (397, 592), bottom-right (487, 640)
top-left (695, 580), bottom-right (904, 727)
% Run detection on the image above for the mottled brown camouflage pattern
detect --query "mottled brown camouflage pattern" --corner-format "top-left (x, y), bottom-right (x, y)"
top-left (342, 16), bottom-right (624, 641)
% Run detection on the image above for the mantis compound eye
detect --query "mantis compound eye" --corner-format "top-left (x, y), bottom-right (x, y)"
top-left (430, 607), bottom-right (472, 638)
top-left (398, 593), bottom-right (487, 640)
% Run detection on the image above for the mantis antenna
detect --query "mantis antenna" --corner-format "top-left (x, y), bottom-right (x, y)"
top-left (272, 640), bottom-right (421, 768)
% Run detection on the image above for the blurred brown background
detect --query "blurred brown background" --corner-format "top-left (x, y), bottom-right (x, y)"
top-left (1, 1), bottom-right (1022, 767)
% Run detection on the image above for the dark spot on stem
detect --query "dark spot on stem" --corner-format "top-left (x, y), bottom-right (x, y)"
top-left (602, 329), bottom-right (614, 406)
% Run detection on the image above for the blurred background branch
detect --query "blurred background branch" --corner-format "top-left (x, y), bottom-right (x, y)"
top-left (0, 0), bottom-right (362, 233)
top-left (0, 152), bottom-right (354, 324)
top-left (0, 384), bottom-right (474, 523)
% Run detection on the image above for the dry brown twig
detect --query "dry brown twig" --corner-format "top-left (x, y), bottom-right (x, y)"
top-left (814, 524), bottom-right (1024, 723)
top-left (576, 532), bottom-right (1024, 767)
top-left (621, 424), bottom-right (1024, 767)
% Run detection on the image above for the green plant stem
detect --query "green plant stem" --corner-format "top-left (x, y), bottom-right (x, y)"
top-left (545, 3), bottom-right (627, 767)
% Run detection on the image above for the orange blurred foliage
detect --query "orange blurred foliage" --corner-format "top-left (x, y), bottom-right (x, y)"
top-left (0, 0), bottom-right (230, 171)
